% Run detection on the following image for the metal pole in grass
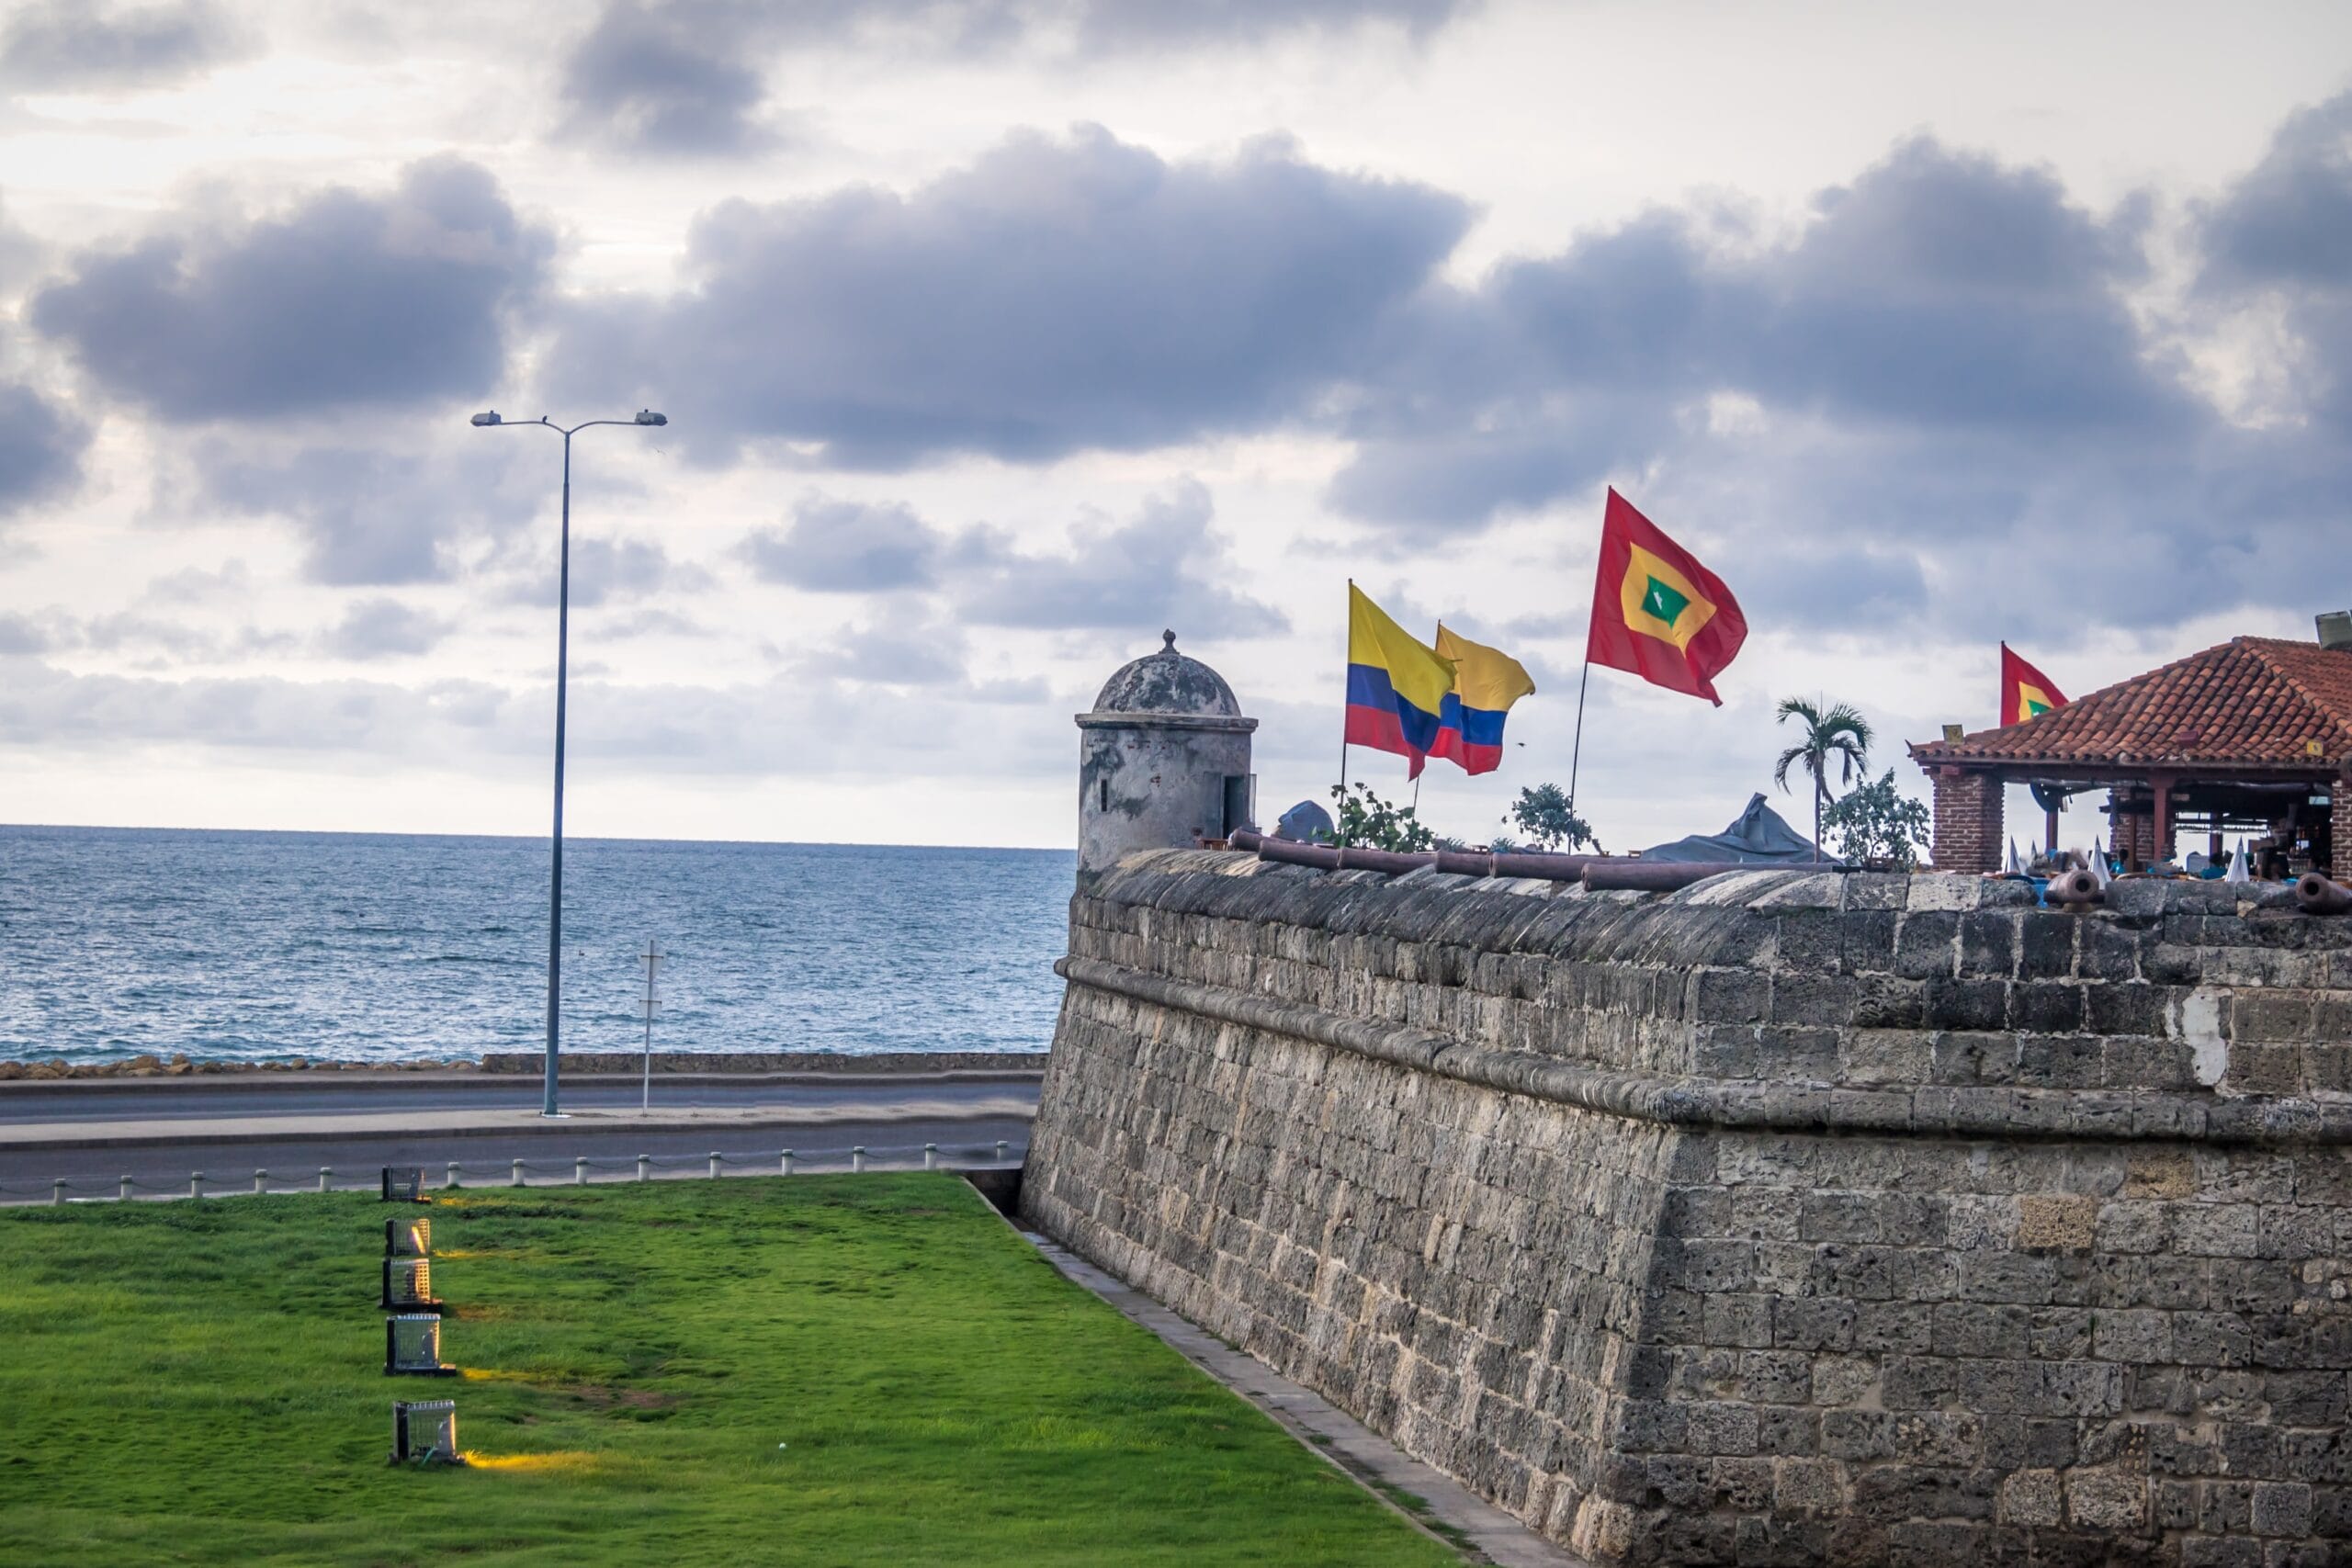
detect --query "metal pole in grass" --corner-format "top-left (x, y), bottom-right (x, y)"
top-left (512, 1159), bottom-right (526, 1188)
top-left (780, 1149), bottom-right (794, 1176)
top-left (637, 1154), bottom-right (650, 1182)
top-left (574, 1156), bottom-right (588, 1186)
top-left (120, 1174), bottom-right (133, 1201)
top-left (924, 1143), bottom-right (937, 1169)
top-left (254, 1169), bottom-right (266, 1195)
top-left (707, 1151), bottom-right (720, 1179)
top-left (469, 406), bottom-right (671, 1119)
top-left (319, 1168), bottom-right (331, 1193)
top-left (51, 1178), bottom-right (64, 1205)
top-left (852, 1145), bottom-right (866, 1174)
top-left (189, 1171), bottom-right (203, 1200)
top-left (446, 1162), bottom-right (461, 1190)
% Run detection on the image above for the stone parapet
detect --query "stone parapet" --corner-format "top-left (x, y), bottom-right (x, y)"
top-left (1023, 851), bottom-right (2352, 1564)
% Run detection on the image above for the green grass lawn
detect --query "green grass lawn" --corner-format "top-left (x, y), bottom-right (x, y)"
top-left (0, 1175), bottom-right (1457, 1568)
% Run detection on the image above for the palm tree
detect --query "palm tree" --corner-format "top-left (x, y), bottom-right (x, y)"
top-left (1773, 697), bottom-right (1873, 861)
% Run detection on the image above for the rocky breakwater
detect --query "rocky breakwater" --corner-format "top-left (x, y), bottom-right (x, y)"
top-left (1023, 849), bottom-right (2352, 1565)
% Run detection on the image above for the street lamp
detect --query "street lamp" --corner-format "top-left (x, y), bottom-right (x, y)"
top-left (471, 409), bottom-right (669, 1117)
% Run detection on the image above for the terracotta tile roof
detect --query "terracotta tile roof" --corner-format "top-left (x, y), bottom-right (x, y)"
top-left (1911, 637), bottom-right (2352, 771)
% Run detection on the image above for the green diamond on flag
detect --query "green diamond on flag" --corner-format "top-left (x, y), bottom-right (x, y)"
top-left (1642, 576), bottom-right (1689, 626)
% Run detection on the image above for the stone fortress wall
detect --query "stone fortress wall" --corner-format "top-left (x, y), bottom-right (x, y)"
top-left (1023, 850), bottom-right (2352, 1565)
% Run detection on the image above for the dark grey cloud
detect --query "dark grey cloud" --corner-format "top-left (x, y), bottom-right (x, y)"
top-left (0, 611), bottom-right (47, 654)
top-left (739, 493), bottom-right (941, 592)
top-left (2198, 91), bottom-right (2352, 431)
top-left (322, 599), bottom-right (448, 660)
top-left (0, 380), bottom-right (89, 518)
top-left (2200, 92), bottom-right (2352, 295)
top-left (33, 158), bottom-right (551, 421)
top-left (548, 125), bottom-right (1466, 466)
top-left (557, 537), bottom-right (713, 609)
top-left (0, 1), bottom-right (249, 91)
top-left (558, 2), bottom-right (775, 157)
top-left (555, 0), bottom-right (1469, 156)
top-left (831, 612), bottom-right (969, 685)
top-left (190, 438), bottom-right (544, 586)
top-left (1331, 139), bottom-right (2191, 533)
top-left (954, 478), bottom-right (1284, 638)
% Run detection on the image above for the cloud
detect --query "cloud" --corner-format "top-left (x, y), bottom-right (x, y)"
top-left (953, 478), bottom-right (1284, 638)
top-left (830, 608), bottom-right (969, 685)
top-left (558, 2), bottom-right (776, 156)
top-left (553, 0), bottom-right (1471, 156)
top-left (322, 598), bottom-right (449, 660)
top-left (0, 380), bottom-right (89, 518)
top-left (739, 493), bottom-right (941, 592)
top-left (551, 537), bottom-right (714, 609)
top-left (189, 437), bottom-right (545, 585)
top-left (0, 655), bottom-right (1067, 779)
top-left (547, 125), bottom-right (1466, 467)
top-left (32, 158), bottom-right (552, 422)
top-left (0, 0), bottom-right (249, 91)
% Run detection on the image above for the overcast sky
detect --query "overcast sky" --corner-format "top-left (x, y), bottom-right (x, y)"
top-left (0, 0), bottom-right (2347, 852)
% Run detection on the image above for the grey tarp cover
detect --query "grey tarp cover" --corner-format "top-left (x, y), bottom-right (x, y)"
top-left (1275, 799), bottom-right (1336, 843)
top-left (1639, 792), bottom-right (1824, 863)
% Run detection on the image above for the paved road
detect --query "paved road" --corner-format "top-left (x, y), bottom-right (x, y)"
top-left (1, 1115), bottom-right (1034, 1202)
top-left (0, 1070), bottom-right (1041, 1202)
top-left (0, 1073), bottom-right (1037, 1124)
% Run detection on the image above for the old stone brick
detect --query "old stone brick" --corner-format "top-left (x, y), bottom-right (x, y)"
top-left (2251, 1480), bottom-right (2313, 1537)
top-left (2094, 1309), bottom-right (2173, 1364)
top-left (1851, 974), bottom-right (1927, 1029)
top-left (1924, 977), bottom-right (2009, 1032)
top-left (1811, 1356), bottom-right (1879, 1407)
top-left (2085, 981), bottom-right (2165, 1035)
top-left (2065, 1467), bottom-right (2148, 1529)
top-left (2011, 981), bottom-right (2086, 1032)
top-left (1998, 1468), bottom-right (2064, 1527)
top-left (1934, 1303), bottom-right (2030, 1359)
top-left (1838, 1028), bottom-right (1931, 1086)
top-left (1776, 1457), bottom-right (1850, 1516)
top-left (2016, 1194), bottom-right (2098, 1250)
top-left (1774, 1297), bottom-right (1856, 1351)
top-left (1894, 912), bottom-right (1961, 979)
top-left (2174, 1203), bottom-right (2261, 1258)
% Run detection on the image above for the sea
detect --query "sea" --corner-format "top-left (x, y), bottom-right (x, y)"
top-left (0, 826), bottom-right (1074, 1066)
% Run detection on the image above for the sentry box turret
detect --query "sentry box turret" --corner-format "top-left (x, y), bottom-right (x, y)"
top-left (390, 1399), bottom-right (462, 1465)
top-left (386, 1314), bottom-right (457, 1377)
top-left (381, 1257), bottom-right (443, 1313)
top-left (380, 1167), bottom-right (427, 1203)
top-left (385, 1216), bottom-right (429, 1258)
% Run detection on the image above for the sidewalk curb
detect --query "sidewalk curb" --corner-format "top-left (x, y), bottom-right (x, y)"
top-left (0, 1103), bottom-right (1036, 1153)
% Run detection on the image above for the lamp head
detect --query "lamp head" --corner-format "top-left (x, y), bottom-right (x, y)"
top-left (470, 411), bottom-right (501, 427)
top-left (634, 409), bottom-right (667, 426)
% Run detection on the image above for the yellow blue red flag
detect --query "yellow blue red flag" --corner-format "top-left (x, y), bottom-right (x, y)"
top-left (1345, 583), bottom-right (1454, 776)
top-left (1429, 625), bottom-right (1535, 775)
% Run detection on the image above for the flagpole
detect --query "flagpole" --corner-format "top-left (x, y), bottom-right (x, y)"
top-left (1338, 580), bottom-right (1352, 841)
top-left (1566, 656), bottom-right (1592, 814)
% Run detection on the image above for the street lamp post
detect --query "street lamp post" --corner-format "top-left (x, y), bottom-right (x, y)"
top-left (470, 409), bottom-right (668, 1117)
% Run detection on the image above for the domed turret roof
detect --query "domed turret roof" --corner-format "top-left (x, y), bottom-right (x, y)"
top-left (1091, 631), bottom-right (1242, 718)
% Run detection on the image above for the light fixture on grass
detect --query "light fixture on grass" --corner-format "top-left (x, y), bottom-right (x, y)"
top-left (386, 1314), bottom-right (458, 1377)
top-left (382, 1257), bottom-right (444, 1313)
top-left (390, 1399), bottom-right (463, 1464)
top-left (381, 1167), bottom-right (426, 1203)
top-left (385, 1216), bottom-right (429, 1258)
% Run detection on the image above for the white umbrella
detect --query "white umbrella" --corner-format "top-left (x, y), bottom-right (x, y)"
top-left (2224, 840), bottom-right (2251, 885)
top-left (2087, 838), bottom-right (2113, 889)
top-left (2005, 839), bottom-right (2028, 874)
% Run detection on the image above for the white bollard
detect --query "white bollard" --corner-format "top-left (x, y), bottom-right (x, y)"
top-left (852, 1145), bottom-right (866, 1174)
top-left (780, 1149), bottom-right (795, 1177)
top-left (574, 1157), bottom-right (588, 1186)
top-left (318, 1168), bottom-right (332, 1194)
top-left (120, 1175), bottom-right (134, 1201)
top-left (707, 1151), bottom-right (721, 1179)
top-left (254, 1169), bottom-right (266, 1195)
top-left (446, 1161), bottom-right (461, 1190)
top-left (189, 1171), bottom-right (203, 1200)
top-left (51, 1179), bottom-right (66, 1206)
top-left (923, 1143), bottom-right (937, 1170)
top-left (995, 1140), bottom-right (1009, 1163)
top-left (512, 1158), bottom-right (526, 1188)
top-left (637, 1154), bottom-right (650, 1182)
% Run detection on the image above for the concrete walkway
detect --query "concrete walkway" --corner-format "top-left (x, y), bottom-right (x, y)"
top-left (1024, 1231), bottom-right (1587, 1568)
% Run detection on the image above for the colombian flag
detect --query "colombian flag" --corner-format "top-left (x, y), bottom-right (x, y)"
top-left (1345, 584), bottom-right (1455, 776)
top-left (1429, 625), bottom-right (1535, 775)
top-left (1585, 489), bottom-right (1747, 705)
top-left (2000, 644), bottom-right (2067, 727)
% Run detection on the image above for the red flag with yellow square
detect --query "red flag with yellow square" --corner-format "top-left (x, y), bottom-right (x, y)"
top-left (1585, 489), bottom-right (1747, 705)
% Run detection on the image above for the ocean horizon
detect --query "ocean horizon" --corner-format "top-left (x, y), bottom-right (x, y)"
top-left (0, 824), bottom-right (1074, 1066)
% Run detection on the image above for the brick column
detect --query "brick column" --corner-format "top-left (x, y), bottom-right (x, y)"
top-left (2107, 789), bottom-right (2142, 870)
top-left (1929, 769), bottom-right (2001, 872)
